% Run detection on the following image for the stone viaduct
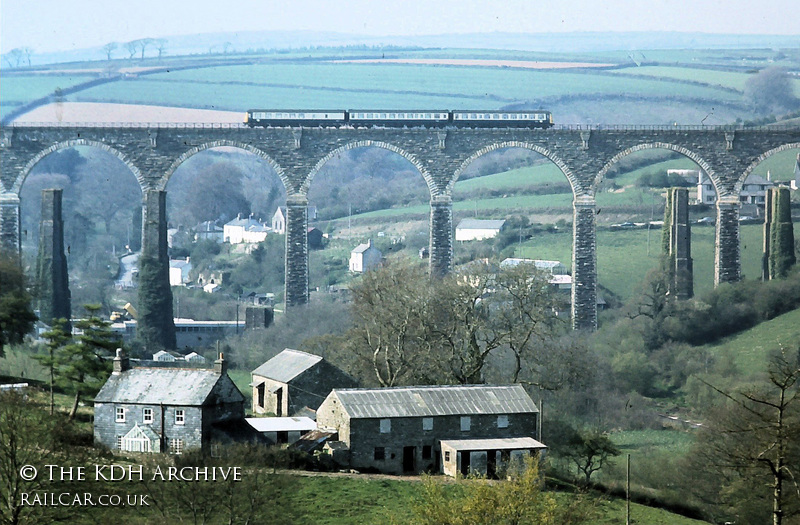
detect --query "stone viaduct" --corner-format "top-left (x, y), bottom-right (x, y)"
top-left (1, 123), bottom-right (799, 332)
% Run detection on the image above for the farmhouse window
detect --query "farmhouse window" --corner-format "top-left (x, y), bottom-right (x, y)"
top-left (116, 436), bottom-right (123, 449)
top-left (445, 451), bottom-right (451, 462)
top-left (374, 447), bottom-right (386, 461)
top-left (143, 408), bottom-right (153, 424)
top-left (115, 407), bottom-right (125, 423)
top-left (497, 415), bottom-right (509, 428)
top-left (422, 417), bottom-right (433, 431)
top-left (175, 409), bottom-right (185, 425)
top-left (380, 418), bottom-right (391, 434)
top-left (170, 438), bottom-right (184, 455)
top-left (460, 416), bottom-right (471, 432)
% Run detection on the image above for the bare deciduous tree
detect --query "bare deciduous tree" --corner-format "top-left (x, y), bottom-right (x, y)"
top-left (102, 41), bottom-right (117, 60)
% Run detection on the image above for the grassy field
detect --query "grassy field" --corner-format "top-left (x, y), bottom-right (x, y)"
top-left (69, 63), bottom-right (741, 113)
top-left (1, 74), bottom-right (96, 118)
top-left (702, 307), bottom-right (800, 379)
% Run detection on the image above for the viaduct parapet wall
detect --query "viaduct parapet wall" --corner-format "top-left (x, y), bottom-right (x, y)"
top-left (2, 124), bottom-right (799, 331)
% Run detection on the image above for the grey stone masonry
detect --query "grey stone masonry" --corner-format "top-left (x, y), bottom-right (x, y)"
top-left (35, 189), bottom-right (71, 325)
top-left (762, 189), bottom-right (773, 281)
top-left (429, 196), bottom-right (453, 276)
top-left (572, 197), bottom-right (597, 330)
top-left (2, 123), bottom-right (799, 330)
top-left (285, 197), bottom-right (309, 307)
top-left (715, 198), bottom-right (741, 284)
top-left (0, 193), bottom-right (20, 254)
top-left (668, 188), bottom-right (693, 300)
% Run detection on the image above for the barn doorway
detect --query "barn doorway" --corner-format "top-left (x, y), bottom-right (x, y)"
top-left (403, 446), bottom-right (416, 473)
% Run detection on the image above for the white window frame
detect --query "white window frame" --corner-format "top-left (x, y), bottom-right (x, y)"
top-left (170, 438), bottom-right (183, 455)
top-left (143, 407), bottom-right (153, 424)
top-left (115, 407), bottom-right (125, 423)
top-left (116, 435), bottom-right (123, 449)
top-left (460, 416), bottom-right (471, 432)
top-left (422, 417), bottom-right (433, 431)
top-left (379, 418), bottom-right (391, 434)
top-left (175, 409), bottom-right (185, 425)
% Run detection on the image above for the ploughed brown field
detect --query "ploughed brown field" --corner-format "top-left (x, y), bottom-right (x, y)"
top-left (16, 102), bottom-right (245, 124)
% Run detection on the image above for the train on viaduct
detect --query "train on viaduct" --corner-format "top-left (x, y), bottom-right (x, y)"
top-left (1, 121), bottom-right (799, 339)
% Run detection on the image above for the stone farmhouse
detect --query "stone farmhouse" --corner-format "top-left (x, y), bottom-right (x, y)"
top-left (94, 351), bottom-right (261, 454)
top-left (315, 384), bottom-right (543, 476)
top-left (250, 349), bottom-right (357, 417)
top-left (349, 239), bottom-right (382, 273)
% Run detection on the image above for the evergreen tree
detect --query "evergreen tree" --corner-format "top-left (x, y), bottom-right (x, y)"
top-left (769, 187), bottom-right (796, 279)
top-left (56, 305), bottom-right (119, 419)
top-left (35, 318), bottom-right (71, 415)
top-left (0, 253), bottom-right (37, 357)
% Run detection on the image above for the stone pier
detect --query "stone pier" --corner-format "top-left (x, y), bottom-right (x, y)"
top-left (35, 188), bottom-right (71, 325)
top-left (572, 197), bottom-right (597, 331)
top-left (715, 197), bottom-right (741, 285)
top-left (284, 197), bottom-right (309, 307)
top-left (667, 188), bottom-right (693, 299)
top-left (429, 196), bottom-right (453, 277)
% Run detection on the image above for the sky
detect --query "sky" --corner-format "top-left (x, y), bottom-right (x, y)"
top-left (2, 0), bottom-right (799, 54)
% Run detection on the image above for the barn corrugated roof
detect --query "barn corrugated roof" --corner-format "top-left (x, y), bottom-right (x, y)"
top-left (456, 219), bottom-right (506, 231)
top-left (332, 384), bottom-right (537, 419)
top-left (94, 368), bottom-right (234, 405)
top-left (251, 349), bottom-right (322, 383)
top-left (440, 437), bottom-right (547, 451)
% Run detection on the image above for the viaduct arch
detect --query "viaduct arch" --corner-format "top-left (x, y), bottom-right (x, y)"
top-left (2, 123), bottom-right (799, 336)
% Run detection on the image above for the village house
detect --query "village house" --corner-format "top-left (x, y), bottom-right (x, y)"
top-left (169, 257), bottom-right (192, 286)
top-left (250, 349), bottom-right (357, 417)
top-left (193, 220), bottom-right (224, 243)
top-left (697, 171), bottom-right (774, 210)
top-left (94, 351), bottom-right (261, 454)
top-left (272, 206), bottom-right (318, 234)
top-left (315, 384), bottom-right (544, 476)
top-left (349, 239), bottom-right (382, 273)
top-left (307, 227), bottom-right (324, 249)
top-left (224, 214), bottom-right (270, 244)
top-left (455, 219), bottom-right (506, 241)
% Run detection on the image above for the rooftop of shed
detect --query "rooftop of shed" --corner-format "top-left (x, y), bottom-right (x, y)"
top-left (251, 349), bottom-right (323, 383)
top-left (331, 384), bottom-right (537, 419)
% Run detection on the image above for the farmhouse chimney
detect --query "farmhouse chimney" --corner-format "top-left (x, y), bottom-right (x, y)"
top-left (112, 348), bottom-right (130, 374)
top-left (214, 352), bottom-right (227, 375)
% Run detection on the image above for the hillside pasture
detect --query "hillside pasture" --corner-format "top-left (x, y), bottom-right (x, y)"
top-left (68, 62), bottom-right (744, 113)
top-left (1, 74), bottom-right (95, 119)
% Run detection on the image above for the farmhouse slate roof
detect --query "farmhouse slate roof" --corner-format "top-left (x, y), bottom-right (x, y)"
top-left (251, 349), bottom-right (323, 383)
top-left (332, 384), bottom-right (538, 419)
top-left (94, 367), bottom-right (241, 406)
top-left (456, 219), bottom-right (506, 230)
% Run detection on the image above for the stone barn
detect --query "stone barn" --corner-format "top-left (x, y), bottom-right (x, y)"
top-left (250, 349), bottom-right (357, 417)
top-left (316, 384), bottom-right (541, 475)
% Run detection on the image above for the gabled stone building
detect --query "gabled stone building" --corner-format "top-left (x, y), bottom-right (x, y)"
top-left (94, 351), bottom-right (256, 454)
top-left (316, 384), bottom-right (542, 475)
top-left (250, 349), bottom-right (357, 417)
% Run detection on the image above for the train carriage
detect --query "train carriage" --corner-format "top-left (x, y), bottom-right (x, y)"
top-left (452, 110), bottom-right (553, 128)
top-left (246, 109), bottom-right (554, 129)
top-left (246, 110), bottom-right (346, 127)
top-left (347, 110), bottom-right (451, 128)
